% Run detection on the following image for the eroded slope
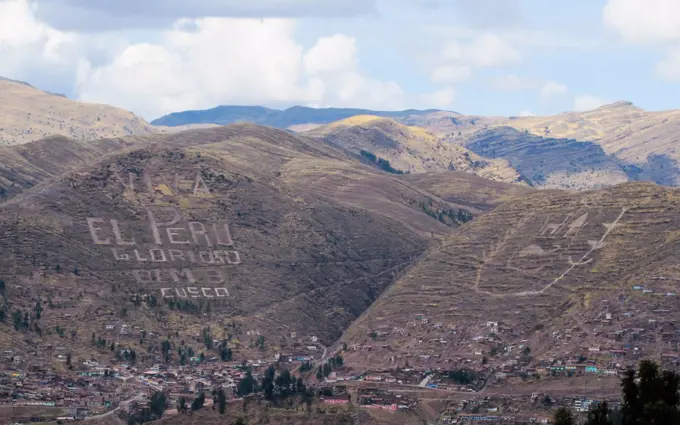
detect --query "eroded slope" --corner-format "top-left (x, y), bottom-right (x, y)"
top-left (341, 183), bottom-right (680, 370)
top-left (0, 78), bottom-right (155, 146)
top-left (306, 115), bottom-right (525, 185)
top-left (0, 124), bottom-right (477, 363)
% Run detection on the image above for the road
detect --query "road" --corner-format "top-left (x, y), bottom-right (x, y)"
top-left (342, 379), bottom-right (620, 399)
top-left (85, 392), bottom-right (146, 421)
top-left (418, 374), bottom-right (433, 387)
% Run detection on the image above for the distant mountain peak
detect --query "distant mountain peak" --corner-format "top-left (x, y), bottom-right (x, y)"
top-left (596, 100), bottom-right (642, 111)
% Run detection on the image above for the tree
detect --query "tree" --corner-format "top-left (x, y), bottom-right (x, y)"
top-left (553, 407), bottom-right (574, 425)
top-left (11, 310), bottom-right (21, 330)
top-left (586, 402), bottom-right (612, 425)
top-left (275, 369), bottom-right (293, 397)
top-left (217, 388), bottom-right (226, 414)
top-left (620, 360), bottom-right (680, 425)
top-left (161, 339), bottom-right (171, 362)
top-left (0, 279), bottom-right (5, 293)
top-left (66, 353), bottom-right (72, 368)
top-left (296, 377), bottom-right (306, 394)
top-left (542, 395), bottom-right (553, 407)
top-left (177, 397), bottom-right (187, 413)
top-left (191, 392), bottom-right (205, 411)
top-left (262, 366), bottom-right (275, 400)
top-left (34, 301), bottom-right (42, 320)
top-left (150, 391), bottom-right (167, 417)
top-left (221, 346), bottom-right (233, 361)
top-left (238, 372), bottom-right (256, 396)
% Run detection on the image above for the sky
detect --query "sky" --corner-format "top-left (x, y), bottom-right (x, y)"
top-left (0, 0), bottom-right (679, 120)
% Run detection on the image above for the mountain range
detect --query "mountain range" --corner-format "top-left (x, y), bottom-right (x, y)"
top-left (3, 76), bottom-right (680, 423)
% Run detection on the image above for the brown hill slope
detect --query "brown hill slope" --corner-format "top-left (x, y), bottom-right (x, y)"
top-left (402, 171), bottom-right (534, 215)
top-left (0, 124), bottom-right (500, 365)
top-left (340, 182), bottom-right (680, 371)
top-left (0, 135), bottom-right (139, 200)
top-left (496, 102), bottom-right (680, 186)
top-left (464, 126), bottom-right (630, 190)
top-left (304, 115), bottom-right (526, 185)
top-left (0, 78), bottom-right (156, 145)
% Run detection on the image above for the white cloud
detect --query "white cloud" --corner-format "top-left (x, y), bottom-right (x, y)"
top-left (0, 0), bottom-right (75, 75)
top-left (655, 45), bottom-right (680, 80)
top-left (302, 34), bottom-right (405, 110)
top-left (427, 32), bottom-right (520, 89)
top-left (441, 33), bottom-right (521, 68)
top-left (573, 95), bottom-right (608, 112)
top-left (518, 110), bottom-right (535, 117)
top-left (488, 74), bottom-right (536, 92)
top-left (540, 81), bottom-right (567, 97)
top-left (417, 87), bottom-right (456, 109)
top-left (31, 0), bottom-right (378, 31)
top-left (603, 0), bottom-right (680, 44)
top-left (430, 65), bottom-right (471, 84)
top-left (75, 20), bottom-right (406, 119)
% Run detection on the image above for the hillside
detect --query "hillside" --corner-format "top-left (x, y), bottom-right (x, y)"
top-left (0, 78), bottom-right (156, 146)
top-left (153, 103), bottom-right (680, 190)
top-left (500, 102), bottom-right (680, 186)
top-left (305, 115), bottom-right (526, 185)
top-left (402, 172), bottom-right (534, 215)
top-left (150, 105), bottom-right (444, 128)
top-left (0, 124), bottom-right (499, 367)
top-left (464, 127), bottom-right (629, 190)
top-left (0, 135), bottom-right (140, 200)
top-left (340, 182), bottom-right (680, 373)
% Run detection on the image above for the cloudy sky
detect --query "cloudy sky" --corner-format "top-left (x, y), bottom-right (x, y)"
top-left (0, 0), bottom-right (678, 120)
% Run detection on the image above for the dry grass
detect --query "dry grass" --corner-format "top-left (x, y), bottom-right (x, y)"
top-left (0, 124), bottom-right (498, 369)
top-left (340, 182), bottom-right (680, 371)
top-left (498, 102), bottom-right (680, 184)
top-left (0, 78), bottom-right (156, 146)
top-left (305, 116), bottom-right (524, 185)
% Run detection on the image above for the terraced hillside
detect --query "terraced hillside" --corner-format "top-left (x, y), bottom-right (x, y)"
top-left (305, 115), bottom-right (525, 185)
top-left (498, 102), bottom-right (680, 186)
top-left (465, 127), bottom-right (629, 190)
top-left (402, 172), bottom-right (534, 215)
top-left (340, 183), bottom-right (680, 371)
top-left (0, 135), bottom-right (139, 200)
top-left (0, 78), bottom-right (156, 146)
top-left (0, 124), bottom-right (519, 367)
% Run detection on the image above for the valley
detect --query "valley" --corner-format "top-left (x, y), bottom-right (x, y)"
top-left (1, 86), bottom-right (680, 425)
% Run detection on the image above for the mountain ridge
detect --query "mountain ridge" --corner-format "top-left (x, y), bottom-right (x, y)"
top-left (150, 105), bottom-right (452, 128)
top-left (0, 78), bottom-right (157, 146)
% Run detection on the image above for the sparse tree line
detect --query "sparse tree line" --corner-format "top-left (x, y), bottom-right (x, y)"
top-left (552, 360), bottom-right (680, 425)
top-left (236, 364), bottom-right (309, 403)
top-left (407, 197), bottom-right (474, 227)
top-left (359, 150), bottom-right (405, 174)
top-left (315, 354), bottom-right (344, 381)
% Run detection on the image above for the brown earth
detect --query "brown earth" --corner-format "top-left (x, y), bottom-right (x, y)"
top-left (303, 115), bottom-right (525, 185)
top-left (0, 124), bottom-right (525, 367)
top-left (339, 182), bottom-right (680, 370)
top-left (0, 78), bottom-right (156, 146)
